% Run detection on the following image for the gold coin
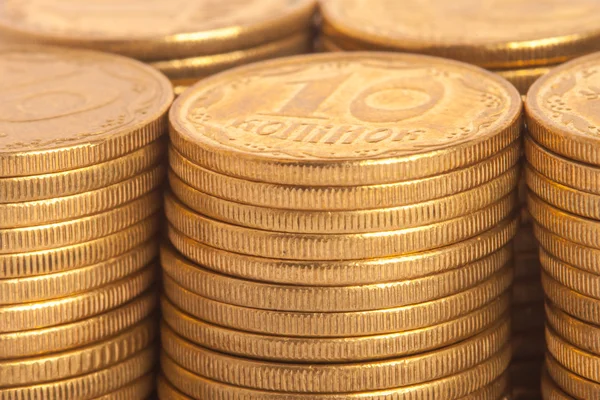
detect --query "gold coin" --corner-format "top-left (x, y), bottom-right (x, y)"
top-left (0, 190), bottom-right (161, 254)
top-left (514, 251), bottom-right (541, 279)
top-left (512, 277), bottom-right (544, 305)
top-left (158, 375), bottom-right (192, 399)
top-left (94, 373), bottom-right (154, 400)
top-left (161, 242), bottom-right (511, 312)
top-left (546, 303), bottom-right (600, 356)
top-left (173, 85), bottom-right (189, 97)
top-left (170, 141), bottom-right (520, 210)
top-left (541, 362), bottom-right (574, 400)
top-left (0, 46), bottom-right (172, 178)
top-left (165, 192), bottom-right (516, 260)
top-left (0, 318), bottom-right (155, 386)
top-left (0, 347), bottom-right (155, 400)
top-left (546, 325), bottom-right (600, 384)
top-left (534, 224), bottom-right (600, 276)
top-left (527, 52), bottom-right (600, 166)
top-left (161, 293), bottom-right (509, 362)
top-left (496, 66), bottom-right (553, 95)
top-left (511, 302), bottom-right (545, 333)
top-left (540, 247), bottom-right (600, 301)
top-left (528, 192), bottom-right (600, 250)
top-left (151, 32), bottom-right (312, 81)
top-left (0, 1), bottom-right (316, 60)
top-left (170, 165), bottom-right (519, 233)
top-left (546, 353), bottom-right (598, 400)
top-left (0, 164), bottom-right (164, 229)
top-left (0, 240), bottom-right (156, 305)
top-left (0, 215), bottom-right (159, 279)
top-left (159, 347), bottom-right (511, 399)
top-left (319, 0), bottom-right (600, 68)
top-left (169, 53), bottom-right (522, 186)
top-left (1, 139), bottom-right (164, 204)
top-left (0, 266), bottom-right (155, 333)
top-left (167, 215), bottom-right (519, 286)
top-left (0, 289), bottom-right (156, 359)
top-left (542, 272), bottom-right (600, 327)
top-left (162, 268), bottom-right (513, 337)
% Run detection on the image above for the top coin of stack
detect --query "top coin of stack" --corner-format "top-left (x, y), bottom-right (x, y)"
top-left (524, 52), bottom-right (600, 400)
top-left (0, 45), bottom-right (172, 399)
top-left (318, 0), bottom-right (600, 94)
top-left (160, 52), bottom-right (522, 399)
top-left (0, 0), bottom-right (317, 94)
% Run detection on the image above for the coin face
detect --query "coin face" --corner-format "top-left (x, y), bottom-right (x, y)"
top-left (172, 53), bottom-right (520, 163)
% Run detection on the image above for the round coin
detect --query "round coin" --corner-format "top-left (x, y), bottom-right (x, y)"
top-left (546, 303), bottom-right (600, 357)
top-left (546, 354), bottom-right (599, 400)
top-left (0, 46), bottom-right (172, 177)
top-left (542, 362), bottom-right (574, 400)
top-left (165, 191), bottom-right (516, 260)
top-left (527, 52), bottom-right (600, 166)
top-left (169, 52), bottom-right (521, 186)
top-left (546, 325), bottom-right (600, 384)
top-left (94, 373), bottom-right (154, 400)
top-left (496, 66), bottom-right (552, 95)
top-left (162, 268), bottom-right (513, 337)
top-left (542, 272), bottom-right (600, 327)
top-left (540, 247), bottom-right (600, 301)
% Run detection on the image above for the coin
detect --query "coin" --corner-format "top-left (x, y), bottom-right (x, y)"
top-left (546, 302), bottom-right (600, 356)
top-left (161, 242), bottom-right (511, 311)
top-left (165, 192), bottom-right (516, 260)
top-left (527, 52), bottom-right (600, 166)
top-left (0, 215), bottom-right (159, 279)
top-left (0, 190), bottom-right (161, 254)
top-left (169, 140), bottom-right (520, 210)
top-left (0, 347), bottom-right (155, 400)
top-left (0, 1), bottom-right (316, 60)
top-left (542, 272), bottom-right (600, 327)
top-left (159, 346), bottom-right (511, 399)
top-left (496, 66), bottom-right (553, 95)
top-left (162, 268), bottom-right (513, 337)
top-left (0, 164), bottom-right (164, 228)
top-left (319, 0), bottom-right (600, 68)
top-left (540, 247), bottom-right (600, 301)
top-left (94, 373), bottom-right (154, 400)
top-left (0, 46), bottom-right (172, 177)
top-left (0, 266), bottom-right (155, 333)
top-left (546, 353), bottom-right (599, 400)
top-left (161, 293), bottom-right (509, 362)
top-left (541, 362), bottom-right (575, 400)
top-left (0, 289), bottom-right (156, 359)
top-left (546, 325), bottom-right (600, 384)
top-left (169, 165), bottom-right (519, 233)
top-left (169, 53), bottom-right (522, 186)
top-left (167, 215), bottom-right (519, 286)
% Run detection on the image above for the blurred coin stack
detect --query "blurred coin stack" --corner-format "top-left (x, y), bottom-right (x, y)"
top-left (158, 53), bottom-right (522, 399)
top-left (0, 0), bottom-right (316, 96)
top-left (525, 53), bottom-right (600, 399)
top-left (0, 46), bottom-right (172, 399)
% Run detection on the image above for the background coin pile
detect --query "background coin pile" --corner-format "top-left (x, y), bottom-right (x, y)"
top-left (158, 52), bottom-right (522, 399)
top-left (0, 0), bottom-right (316, 95)
top-left (0, 46), bottom-right (172, 399)
top-left (525, 52), bottom-right (600, 399)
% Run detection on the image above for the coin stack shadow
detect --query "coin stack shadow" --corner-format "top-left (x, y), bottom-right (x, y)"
top-left (158, 53), bottom-right (523, 399)
top-left (524, 52), bottom-right (600, 399)
top-left (0, 47), bottom-right (173, 399)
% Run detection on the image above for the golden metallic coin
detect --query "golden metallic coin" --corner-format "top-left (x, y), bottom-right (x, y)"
top-left (542, 272), bottom-right (600, 327)
top-left (95, 373), bottom-right (154, 400)
top-left (320, 0), bottom-right (600, 68)
top-left (163, 268), bottom-right (513, 337)
top-left (0, 215), bottom-right (159, 279)
top-left (546, 325), bottom-right (600, 384)
top-left (542, 362), bottom-right (574, 400)
top-left (161, 242), bottom-right (511, 312)
top-left (0, 347), bottom-right (155, 400)
top-left (514, 251), bottom-right (541, 279)
top-left (496, 66), bottom-right (553, 95)
top-left (0, 318), bottom-right (155, 386)
top-left (525, 135), bottom-right (600, 196)
top-left (0, 240), bottom-right (156, 304)
top-left (151, 32), bottom-right (312, 81)
top-left (170, 165), bottom-right (519, 233)
top-left (173, 85), bottom-right (189, 97)
top-left (0, 1), bottom-right (316, 60)
top-left (165, 192), bottom-right (516, 260)
top-left (0, 46), bottom-right (172, 178)
top-left (160, 347), bottom-right (511, 399)
top-left (0, 289), bottom-right (156, 359)
top-left (546, 353), bottom-right (599, 400)
top-left (1, 139), bottom-right (164, 204)
top-left (534, 224), bottom-right (600, 276)
top-left (169, 52), bottom-right (522, 186)
top-left (540, 247), bottom-right (600, 301)
top-left (0, 164), bottom-right (164, 229)
top-left (161, 317), bottom-right (509, 392)
top-left (0, 190), bottom-right (161, 254)
top-left (167, 215), bottom-right (519, 286)
top-left (528, 192), bottom-right (600, 250)
top-left (161, 293), bottom-right (509, 362)
top-left (512, 277), bottom-right (544, 305)
top-left (546, 303), bottom-right (600, 357)
top-left (0, 266), bottom-right (155, 333)
top-left (527, 52), bottom-right (600, 166)
top-left (170, 141), bottom-right (520, 210)
top-left (158, 375), bottom-right (192, 399)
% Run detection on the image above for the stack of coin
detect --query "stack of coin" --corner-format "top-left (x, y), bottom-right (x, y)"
top-left (0, 46), bottom-right (173, 399)
top-left (0, 0), bottom-right (316, 95)
top-left (159, 52), bottom-right (522, 399)
top-left (525, 53), bottom-right (600, 399)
